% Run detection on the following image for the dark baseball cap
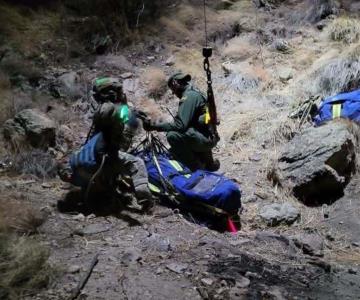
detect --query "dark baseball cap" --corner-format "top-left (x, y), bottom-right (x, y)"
top-left (167, 72), bottom-right (191, 87)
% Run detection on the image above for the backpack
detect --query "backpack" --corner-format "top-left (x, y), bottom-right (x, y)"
top-left (313, 89), bottom-right (360, 126)
top-left (139, 151), bottom-right (241, 214)
top-left (69, 132), bottom-right (104, 187)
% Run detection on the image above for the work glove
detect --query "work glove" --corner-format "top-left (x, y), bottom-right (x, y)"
top-left (142, 118), bottom-right (155, 131)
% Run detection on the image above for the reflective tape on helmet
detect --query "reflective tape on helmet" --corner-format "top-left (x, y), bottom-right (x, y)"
top-left (332, 104), bottom-right (342, 119)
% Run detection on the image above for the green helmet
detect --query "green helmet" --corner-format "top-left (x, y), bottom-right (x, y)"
top-left (92, 77), bottom-right (124, 103)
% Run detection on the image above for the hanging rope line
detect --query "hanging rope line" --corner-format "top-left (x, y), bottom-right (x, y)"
top-left (203, 0), bottom-right (208, 47)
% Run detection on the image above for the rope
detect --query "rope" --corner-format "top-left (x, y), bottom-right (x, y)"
top-left (203, 0), bottom-right (208, 47)
top-left (84, 154), bottom-right (107, 205)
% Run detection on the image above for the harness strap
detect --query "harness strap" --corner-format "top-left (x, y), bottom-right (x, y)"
top-left (332, 104), bottom-right (342, 119)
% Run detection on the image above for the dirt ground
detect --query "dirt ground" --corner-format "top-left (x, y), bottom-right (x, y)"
top-left (0, 174), bottom-right (354, 300)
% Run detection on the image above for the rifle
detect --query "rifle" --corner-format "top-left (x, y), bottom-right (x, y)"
top-left (203, 47), bottom-right (219, 142)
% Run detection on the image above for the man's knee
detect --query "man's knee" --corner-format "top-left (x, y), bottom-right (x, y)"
top-left (166, 131), bottom-right (183, 147)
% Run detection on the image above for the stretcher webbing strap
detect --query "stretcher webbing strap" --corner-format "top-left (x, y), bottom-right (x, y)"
top-left (332, 104), bottom-right (342, 119)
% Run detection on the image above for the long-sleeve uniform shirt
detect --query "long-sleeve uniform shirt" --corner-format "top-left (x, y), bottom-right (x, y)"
top-left (154, 85), bottom-right (208, 135)
top-left (93, 102), bottom-right (133, 153)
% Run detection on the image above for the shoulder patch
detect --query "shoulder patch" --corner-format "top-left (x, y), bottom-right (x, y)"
top-left (181, 96), bottom-right (187, 101)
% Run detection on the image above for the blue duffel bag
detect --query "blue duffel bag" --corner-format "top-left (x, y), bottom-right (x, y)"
top-left (313, 89), bottom-right (360, 126)
top-left (139, 151), bottom-right (242, 214)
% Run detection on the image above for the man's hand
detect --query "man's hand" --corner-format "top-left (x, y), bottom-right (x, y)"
top-left (142, 118), bottom-right (154, 131)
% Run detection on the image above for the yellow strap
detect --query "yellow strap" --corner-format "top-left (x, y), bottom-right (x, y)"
top-left (148, 182), bottom-right (161, 193)
top-left (169, 160), bottom-right (191, 178)
top-left (332, 104), bottom-right (342, 119)
top-left (205, 107), bottom-right (211, 124)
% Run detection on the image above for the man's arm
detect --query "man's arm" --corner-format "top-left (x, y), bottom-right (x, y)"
top-left (154, 92), bottom-right (200, 132)
top-left (93, 102), bottom-right (116, 131)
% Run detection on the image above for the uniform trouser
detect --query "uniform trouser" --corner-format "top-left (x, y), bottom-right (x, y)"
top-left (166, 128), bottom-right (215, 170)
top-left (100, 151), bottom-right (149, 197)
top-left (64, 151), bottom-right (149, 198)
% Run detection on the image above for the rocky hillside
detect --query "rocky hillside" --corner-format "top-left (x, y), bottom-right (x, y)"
top-left (1, 0), bottom-right (360, 299)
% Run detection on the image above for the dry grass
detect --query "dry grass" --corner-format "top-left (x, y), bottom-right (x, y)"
top-left (175, 4), bottom-right (203, 29)
top-left (0, 79), bottom-right (13, 126)
top-left (0, 195), bottom-right (45, 235)
top-left (222, 37), bottom-right (256, 60)
top-left (0, 234), bottom-right (52, 300)
top-left (329, 16), bottom-right (360, 44)
top-left (306, 44), bottom-right (360, 97)
top-left (11, 149), bottom-right (57, 179)
top-left (0, 3), bottom-right (60, 55)
top-left (0, 71), bottom-right (10, 89)
top-left (141, 67), bottom-right (167, 99)
top-left (0, 191), bottom-right (52, 300)
top-left (158, 17), bottom-right (192, 42)
top-left (304, 0), bottom-right (339, 23)
top-left (173, 47), bottom-right (207, 86)
top-left (0, 55), bottom-right (41, 82)
top-left (222, 62), bottom-right (270, 93)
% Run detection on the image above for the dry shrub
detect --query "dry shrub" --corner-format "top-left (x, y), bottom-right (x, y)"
top-left (0, 192), bottom-right (52, 299)
top-left (158, 16), bottom-right (191, 42)
top-left (136, 97), bottom-right (169, 124)
top-left (0, 86), bottom-right (33, 128)
top-left (174, 48), bottom-right (206, 85)
top-left (0, 71), bottom-right (10, 89)
top-left (206, 9), bottom-right (242, 44)
top-left (141, 67), bottom-right (167, 99)
top-left (223, 62), bottom-right (269, 93)
top-left (0, 3), bottom-right (59, 55)
top-left (175, 4), bottom-right (202, 29)
top-left (329, 16), bottom-right (360, 44)
top-left (0, 56), bottom-right (41, 83)
top-left (11, 149), bottom-right (57, 179)
top-left (0, 196), bottom-right (45, 235)
top-left (308, 44), bottom-right (360, 97)
top-left (0, 82), bottom-right (13, 126)
top-left (222, 37), bottom-right (255, 60)
top-left (271, 117), bottom-right (299, 144)
top-left (0, 234), bottom-right (52, 300)
top-left (0, 3), bottom-right (30, 39)
top-left (304, 0), bottom-right (339, 23)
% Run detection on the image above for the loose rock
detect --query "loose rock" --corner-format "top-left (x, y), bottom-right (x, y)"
top-left (166, 263), bottom-right (188, 274)
top-left (293, 233), bottom-right (324, 257)
top-left (165, 55), bottom-right (175, 66)
top-left (278, 67), bottom-right (294, 82)
top-left (201, 278), bottom-right (214, 286)
top-left (259, 202), bottom-right (300, 226)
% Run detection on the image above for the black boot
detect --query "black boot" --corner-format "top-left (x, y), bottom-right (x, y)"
top-left (198, 151), bottom-right (220, 171)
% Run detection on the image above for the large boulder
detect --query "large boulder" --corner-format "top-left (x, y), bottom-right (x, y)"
top-left (50, 71), bottom-right (83, 99)
top-left (274, 121), bottom-right (357, 204)
top-left (3, 109), bottom-right (56, 149)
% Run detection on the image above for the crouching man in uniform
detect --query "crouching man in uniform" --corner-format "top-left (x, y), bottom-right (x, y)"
top-left (58, 77), bottom-right (153, 212)
top-left (143, 72), bottom-right (220, 171)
